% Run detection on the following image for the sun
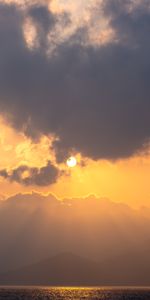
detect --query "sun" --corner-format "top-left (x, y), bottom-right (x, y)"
top-left (67, 156), bottom-right (77, 168)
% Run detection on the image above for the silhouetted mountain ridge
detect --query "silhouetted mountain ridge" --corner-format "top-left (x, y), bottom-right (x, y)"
top-left (0, 252), bottom-right (102, 286)
top-left (1, 251), bottom-right (150, 286)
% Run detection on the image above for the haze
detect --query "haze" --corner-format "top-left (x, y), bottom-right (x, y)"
top-left (0, 0), bottom-right (150, 286)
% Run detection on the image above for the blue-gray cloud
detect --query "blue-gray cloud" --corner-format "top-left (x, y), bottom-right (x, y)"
top-left (0, 161), bottom-right (61, 186)
top-left (0, 0), bottom-right (149, 163)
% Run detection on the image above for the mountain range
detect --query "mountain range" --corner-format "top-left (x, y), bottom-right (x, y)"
top-left (1, 251), bottom-right (150, 286)
top-left (0, 193), bottom-right (150, 285)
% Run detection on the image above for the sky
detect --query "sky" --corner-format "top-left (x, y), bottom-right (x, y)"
top-left (0, 0), bottom-right (149, 208)
top-left (0, 0), bottom-right (150, 284)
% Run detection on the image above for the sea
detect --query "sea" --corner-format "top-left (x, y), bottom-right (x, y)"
top-left (0, 287), bottom-right (150, 300)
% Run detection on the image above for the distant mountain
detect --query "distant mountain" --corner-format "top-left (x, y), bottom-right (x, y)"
top-left (0, 192), bottom-right (150, 274)
top-left (1, 193), bottom-right (150, 285)
top-left (0, 253), bottom-right (104, 286)
top-left (100, 248), bottom-right (150, 286)
top-left (1, 251), bottom-right (150, 286)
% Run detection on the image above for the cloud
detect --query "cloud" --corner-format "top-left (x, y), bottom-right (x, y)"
top-left (29, 5), bottom-right (56, 31)
top-left (0, 161), bottom-right (61, 186)
top-left (0, 169), bottom-right (8, 179)
top-left (0, 193), bottom-right (150, 273)
top-left (0, 0), bottom-right (149, 163)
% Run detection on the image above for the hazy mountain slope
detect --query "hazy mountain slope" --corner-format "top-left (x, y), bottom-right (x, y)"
top-left (0, 193), bottom-right (150, 275)
top-left (1, 251), bottom-right (150, 286)
top-left (0, 253), bottom-right (104, 286)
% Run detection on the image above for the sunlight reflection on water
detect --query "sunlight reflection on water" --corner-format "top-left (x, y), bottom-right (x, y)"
top-left (0, 287), bottom-right (150, 299)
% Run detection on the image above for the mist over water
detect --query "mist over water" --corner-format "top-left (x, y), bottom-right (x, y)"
top-left (0, 287), bottom-right (150, 300)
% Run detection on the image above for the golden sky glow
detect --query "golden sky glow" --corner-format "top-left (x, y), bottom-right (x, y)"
top-left (0, 118), bottom-right (149, 208)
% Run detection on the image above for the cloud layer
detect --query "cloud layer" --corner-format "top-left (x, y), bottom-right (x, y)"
top-left (0, 0), bottom-right (150, 164)
top-left (0, 161), bottom-right (61, 186)
top-left (0, 193), bottom-right (150, 273)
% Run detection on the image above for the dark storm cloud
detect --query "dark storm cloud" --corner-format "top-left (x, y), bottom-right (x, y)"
top-left (29, 5), bottom-right (56, 31)
top-left (28, 4), bottom-right (59, 50)
top-left (0, 0), bottom-right (150, 163)
top-left (0, 161), bottom-right (61, 186)
top-left (0, 169), bottom-right (8, 179)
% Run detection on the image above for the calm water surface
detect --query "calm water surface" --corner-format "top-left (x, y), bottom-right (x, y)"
top-left (0, 287), bottom-right (150, 299)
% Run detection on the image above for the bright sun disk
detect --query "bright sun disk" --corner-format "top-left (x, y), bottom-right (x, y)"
top-left (67, 156), bottom-right (77, 168)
